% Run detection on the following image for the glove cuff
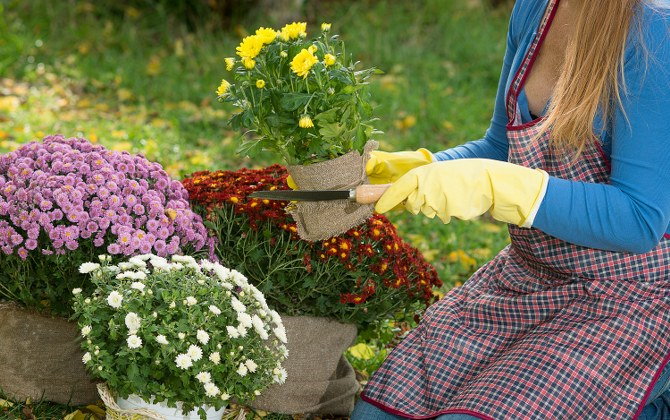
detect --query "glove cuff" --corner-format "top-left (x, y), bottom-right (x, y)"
top-left (520, 169), bottom-right (549, 228)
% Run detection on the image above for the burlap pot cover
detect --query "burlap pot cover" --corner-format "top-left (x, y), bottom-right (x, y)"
top-left (287, 140), bottom-right (378, 242)
top-left (249, 315), bottom-right (359, 415)
top-left (0, 302), bottom-right (99, 405)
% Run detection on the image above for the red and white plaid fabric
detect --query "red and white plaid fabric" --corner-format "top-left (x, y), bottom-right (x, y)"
top-left (361, 0), bottom-right (670, 418)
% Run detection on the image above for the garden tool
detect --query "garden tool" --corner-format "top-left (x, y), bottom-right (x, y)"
top-left (250, 183), bottom-right (391, 205)
top-left (375, 158), bottom-right (549, 227)
top-left (285, 148), bottom-right (434, 189)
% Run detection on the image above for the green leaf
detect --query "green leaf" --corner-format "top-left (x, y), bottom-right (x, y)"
top-left (279, 93), bottom-right (312, 111)
top-left (318, 122), bottom-right (344, 139)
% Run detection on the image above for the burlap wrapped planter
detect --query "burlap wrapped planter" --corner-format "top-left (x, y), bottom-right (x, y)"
top-left (249, 315), bottom-right (360, 415)
top-left (0, 302), bottom-right (99, 405)
top-left (287, 140), bottom-right (378, 242)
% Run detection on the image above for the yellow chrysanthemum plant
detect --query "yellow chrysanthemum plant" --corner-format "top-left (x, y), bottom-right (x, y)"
top-left (217, 22), bottom-right (382, 165)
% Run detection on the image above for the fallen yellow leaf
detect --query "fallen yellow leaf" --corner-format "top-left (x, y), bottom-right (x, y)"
top-left (348, 343), bottom-right (376, 360)
top-left (146, 55), bottom-right (162, 76)
top-left (0, 399), bottom-right (14, 408)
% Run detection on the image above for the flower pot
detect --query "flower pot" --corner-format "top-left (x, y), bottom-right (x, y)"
top-left (286, 140), bottom-right (378, 241)
top-left (116, 395), bottom-right (225, 420)
top-left (249, 315), bottom-right (359, 416)
top-left (0, 302), bottom-right (99, 405)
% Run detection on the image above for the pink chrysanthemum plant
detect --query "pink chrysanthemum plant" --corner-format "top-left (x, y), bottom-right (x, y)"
top-left (0, 135), bottom-right (215, 315)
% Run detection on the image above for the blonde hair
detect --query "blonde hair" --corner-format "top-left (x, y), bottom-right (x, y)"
top-left (537, 0), bottom-right (641, 156)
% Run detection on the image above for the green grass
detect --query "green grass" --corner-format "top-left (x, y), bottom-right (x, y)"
top-left (0, 0), bottom-right (512, 415)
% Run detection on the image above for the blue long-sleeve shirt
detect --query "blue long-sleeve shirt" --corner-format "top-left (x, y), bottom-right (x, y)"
top-left (433, 0), bottom-right (670, 254)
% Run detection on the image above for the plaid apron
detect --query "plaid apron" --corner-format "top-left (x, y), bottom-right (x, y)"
top-left (361, 1), bottom-right (670, 418)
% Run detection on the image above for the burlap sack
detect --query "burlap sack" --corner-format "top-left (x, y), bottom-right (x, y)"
top-left (0, 302), bottom-right (99, 405)
top-left (287, 141), bottom-right (378, 241)
top-left (249, 315), bottom-right (359, 415)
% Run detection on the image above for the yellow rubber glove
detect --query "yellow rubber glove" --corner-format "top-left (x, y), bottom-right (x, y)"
top-left (286, 148), bottom-right (434, 189)
top-left (365, 148), bottom-right (434, 184)
top-left (375, 159), bottom-right (549, 227)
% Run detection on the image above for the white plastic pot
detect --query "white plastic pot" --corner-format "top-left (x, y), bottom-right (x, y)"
top-left (116, 394), bottom-right (225, 420)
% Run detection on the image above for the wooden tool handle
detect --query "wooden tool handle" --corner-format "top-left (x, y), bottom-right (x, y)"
top-left (354, 184), bottom-right (391, 204)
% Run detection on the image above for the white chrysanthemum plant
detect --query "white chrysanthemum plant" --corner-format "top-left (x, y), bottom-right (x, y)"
top-left (72, 254), bottom-right (288, 418)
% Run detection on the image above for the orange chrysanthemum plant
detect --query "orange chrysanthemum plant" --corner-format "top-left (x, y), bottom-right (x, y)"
top-left (183, 165), bottom-right (442, 327)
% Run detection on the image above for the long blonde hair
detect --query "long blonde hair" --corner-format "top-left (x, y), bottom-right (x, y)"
top-left (537, 0), bottom-right (641, 156)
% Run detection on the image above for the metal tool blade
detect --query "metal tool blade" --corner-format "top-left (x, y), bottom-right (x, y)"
top-left (249, 190), bottom-right (350, 201)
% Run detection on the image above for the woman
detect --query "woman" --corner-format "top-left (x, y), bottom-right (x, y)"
top-left (352, 0), bottom-right (670, 418)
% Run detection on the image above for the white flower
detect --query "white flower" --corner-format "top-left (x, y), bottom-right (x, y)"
top-left (130, 282), bottom-right (145, 292)
top-left (270, 310), bottom-right (282, 326)
top-left (197, 330), bottom-right (210, 345)
top-left (187, 345), bottom-right (203, 361)
top-left (237, 363), bottom-right (248, 377)
top-left (252, 315), bottom-right (268, 340)
top-left (135, 254), bottom-right (154, 261)
top-left (127, 335), bottom-right (142, 349)
top-left (151, 258), bottom-right (170, 271)
top-left (72, 288), bottom-right (82, 295)
top-left (209, 305), bottom-right (221, 315)
top-left (118, 262), bottom-right (134, 271)
top-left (254, 390), bottom-right (261, 396)
top-left (172, 255), bottom-right (197, 265)
top-left (237, 325), bottom-right (248, 338)
top-left (237, 312), bottom-right (252, 328)
top-left (175, 354), bottom-right (193, 370)
top-left (79, 262), bottom-right (101, 274)
top-left (273, 325), bottom-right (288, 344)
top-left (81, 325), bottom-right (92, 337)
top-left (128, 256), bottom-right (148, 268)
top-left (169, 262), bottom-right (184, 271)
top-left (98, 254), bottom-right (112, 262)
top-left (245, 359), bottom-right (258, 373)
top-left (213, 265), bottom-right (231, 281)
top-left (107, 291), bottom-right (123, 308)
top-left (125, 312), bottom-right (141, 333)
top-left (230, 297), bottom-right (246, 313)
top-left (196, 371), bottom-right (212, 384)
top-left (82, 352), bottom-right (91, 363)
top-left (178, 332), bottom-right (186, 340)
top-left (226, 326), bottom-right (240, 339)
top-left (230, 270), bottom-right (248, 286)
top-left (220, 393), bottom-right (230, 401)
top-left (84, 298), bottom-right (91, 304)
top-left (169, 301), bottom-right (176, 309)
top-left (204, 382), bottom-right (220, 398)
top-left (279, 345), bottom-right (289, 358)
top-left (209, 352), bottom-right (221, 364)
top-left (199, 260), bottom-right (216, 271)
top-left (220, 281), bottom-right (233, 290)
top-left (273, 367), bottom-right (287, 384)
top-left (156, 335), bottom-right (169, 345)
top-left (185, 296), bottom-right (197, 306)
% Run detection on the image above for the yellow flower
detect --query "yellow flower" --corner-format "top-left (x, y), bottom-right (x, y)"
top-left (255, 27), bottom-right (277, 44)
top-left (321, 22), bottom-right (331, 32)
top-left (242, 57), bottom-right (256, 69)
top-left (324, 53), bottom-right (336, 66)
top-left (216, 79), bottom-right (230, 96)
top-left (256, 79), bottom-right (266, 88)
top-left (291, 49), bottom-right (318, 78)
top-left (308, 45), bottom-right (318, 54)
top-left (280, 51), bottom-right (288, 58)
top-left (225, 57), bottom-right (235, 71)
top-left (298, 115), bottom-right (314, 128)
top-left (236, 35), bottom-right (263, 59)
top-left (280, 22), bottom-right (307, 41)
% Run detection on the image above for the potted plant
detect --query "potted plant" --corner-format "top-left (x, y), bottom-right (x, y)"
top-left (217, 22), bottom-right (382, 241)
top-left (0, 135), bottom-right (214, 405)
top-left (182, 165), bottom-right (442, 415)
top-left (72, 254), bottom-right (288, 420)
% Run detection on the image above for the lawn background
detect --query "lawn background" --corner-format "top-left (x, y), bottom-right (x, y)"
top-left (0, 0), bottom-right (512, 417)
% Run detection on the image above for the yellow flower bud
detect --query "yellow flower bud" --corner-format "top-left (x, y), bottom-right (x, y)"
top-left (298, 115), bottom-right (314, 128)
top-left (321, 23), bottom-right (331, 32)
top-left (242, 57), bottom-right (255, 69)
top-left (280, 51), bottom-right (288, 58)
top-left (216, 79), bottom-right (231, 96)
top-left (256, 79), bottom-right (266, 89)
top-left (225, 57), bottom-right (235, 71)
top-left (324, 53), bottom-right (336, 66)
top-left (308, 45), bottom-right (318, 54)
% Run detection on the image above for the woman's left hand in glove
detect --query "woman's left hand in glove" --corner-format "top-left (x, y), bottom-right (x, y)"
top-left (374, 158), bottom-right (550, 227)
